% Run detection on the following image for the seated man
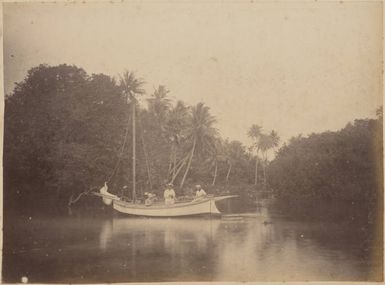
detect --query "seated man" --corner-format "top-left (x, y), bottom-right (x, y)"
top-left (194, 185), bottom-right (207, 200)
top-left (144, 192), bottom-right (156, 206)
top-left (163, 183), bottom-right (176, 205)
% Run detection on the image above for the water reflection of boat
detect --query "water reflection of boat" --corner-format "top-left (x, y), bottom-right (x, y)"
top-left (99, 218), bottom-right (221, 253)
top-left (111, 217), bottom-right (220, 234)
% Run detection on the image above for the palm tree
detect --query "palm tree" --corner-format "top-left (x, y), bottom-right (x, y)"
top-left (147, 85), bottom-right (172, 126)
top-left (248, 124), bottom-right (262, 186)
top-left (179, 102), bottom-right (217, 188)
top-left (269, 130), bottom-right (280, 150)
top-left (119, 70), bottom-right (145, 201)
top-left (223, 140), bottom-right (233, 184)
top-left (204, 138), bottom-right (224, 186)
top-left (223, 140), bottom-right (245, 184)
top-left (258, 130), bottom-right (280, 187)
top-left (257, 134), bottom-right (270, 187)
top-left (119, 71), bottom-right (145, 101)
top-left (165, 101), bottom-right (189, 182)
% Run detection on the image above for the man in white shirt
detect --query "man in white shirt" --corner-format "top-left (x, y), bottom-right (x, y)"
top-left (194, 185), bottom-right (207, 200)
top-left (164, 183), bottom-right (176, 205)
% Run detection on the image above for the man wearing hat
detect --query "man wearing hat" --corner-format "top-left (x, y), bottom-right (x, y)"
top-left (194, 185), bottom-right (207, 200)
top-left (164, 183), bottom-right (176, 205)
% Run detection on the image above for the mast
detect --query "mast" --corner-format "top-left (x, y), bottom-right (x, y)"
top-left (132, 96), bottom-right (136, 202)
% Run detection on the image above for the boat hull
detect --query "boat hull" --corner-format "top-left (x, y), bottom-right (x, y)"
top-left (113, 198), bottom-right (221, 217)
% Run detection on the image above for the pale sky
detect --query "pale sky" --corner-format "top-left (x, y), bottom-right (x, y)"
top-left (3, 1), bottom-right (383, 145)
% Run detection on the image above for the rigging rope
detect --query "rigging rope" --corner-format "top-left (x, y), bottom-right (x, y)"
top-left (105, 105), bottom-right (154, 194)
top-left (106, 112), bottom-right (131, 183)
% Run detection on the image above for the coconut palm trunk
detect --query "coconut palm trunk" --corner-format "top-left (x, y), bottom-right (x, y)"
top-left (180, 137), bottom-right (196, 188)
top-left (212, 160), bottom-right (218, 186)
top-left (169, 154), bottom-right (186, 176)
top-left (170, 156), bottom-right (188, 183)
top-left (167, 144), bottom-right (176, 176)
top-left (168, 151), bottom-right (173, 175)
top-left (226, 162), bottom-right (232, 183)
top-left (262, 152), bottom-right (267, 187)
top-left (172, 145), bottom-right (177, 177)
top-left (132, 100), bottom-right (136, 202)
top-left (255, 156), bottom-right (258, 186)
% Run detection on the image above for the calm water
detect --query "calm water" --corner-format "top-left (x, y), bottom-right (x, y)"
top-left (3, 200), bottom-right (381, 283)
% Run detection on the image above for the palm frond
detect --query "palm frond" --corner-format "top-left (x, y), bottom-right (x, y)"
top-left (119, 70), bottom-right (146, 99)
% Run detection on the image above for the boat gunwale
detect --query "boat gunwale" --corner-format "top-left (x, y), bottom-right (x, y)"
top-left (114, 197), bottom-right (214, 210)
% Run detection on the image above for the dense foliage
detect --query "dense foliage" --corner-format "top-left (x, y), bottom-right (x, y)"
top-left (4, 65), bottom-right (257, 214)
top-left (4, 64), bottom-right (383, 225)
top-left (268, 118), bottom-right (383, 225)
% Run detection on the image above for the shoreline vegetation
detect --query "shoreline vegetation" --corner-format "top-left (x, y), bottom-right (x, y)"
top-left (4, 64), bottom-right (383, 230)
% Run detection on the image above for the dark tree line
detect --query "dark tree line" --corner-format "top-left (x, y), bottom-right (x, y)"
top-left (4, 64), bottom-right (257, 215)
top-left (268, 116), bottom-right (383, 226)
top-left (4, 63), bottom-right (383, 224)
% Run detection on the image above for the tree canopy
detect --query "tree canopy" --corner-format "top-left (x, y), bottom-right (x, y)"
top-left (268, 117), bottom-right (383, 224)
top-left (4, 64), bottom-right (256, 214)
top-left (4, 63), bottom-right (382, 225)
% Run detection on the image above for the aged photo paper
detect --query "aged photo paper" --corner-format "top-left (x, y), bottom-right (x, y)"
top-left (1, 0), bottom-right (383, 284)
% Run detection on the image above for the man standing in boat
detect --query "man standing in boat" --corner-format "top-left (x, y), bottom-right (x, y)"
top-left (194, 184), bottom-right (207, 200)
top-left (164, 183), bottom-right (176, 205)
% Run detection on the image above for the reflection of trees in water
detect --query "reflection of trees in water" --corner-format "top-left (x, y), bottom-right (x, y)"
top-left (265, 220), bottom-right (374, 280)
top-left (289, 221), bottom-right (378, 280)
top-left (97, 216), bottom-right (375, 281)
top-left (7, 212), bottom-right (377, 283)
top-left (211, 217), bottom-right (372, 281)
top-left (212, 218), bottom-right (277, 280)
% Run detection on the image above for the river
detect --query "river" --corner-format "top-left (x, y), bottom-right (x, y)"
top-left (3, 198), bottom-right (381, 283)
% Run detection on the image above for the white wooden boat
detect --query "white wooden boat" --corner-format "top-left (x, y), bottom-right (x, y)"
top-left (94, 192), bottom-right (237, 217)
